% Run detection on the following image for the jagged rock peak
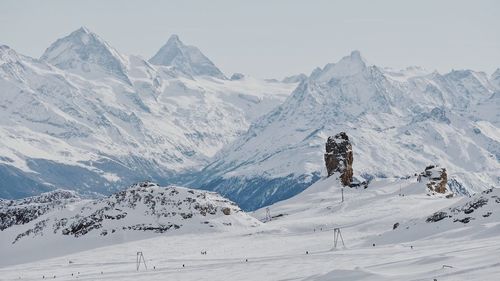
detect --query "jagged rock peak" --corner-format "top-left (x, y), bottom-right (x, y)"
top-left (311, 50), bottom-right (367, 82)
top-left (324, 132), bottom-right (353, 186)
top-left (40, 27), bottom-right (129, 82)
top-left (149, 34), bottom-right (226, 79)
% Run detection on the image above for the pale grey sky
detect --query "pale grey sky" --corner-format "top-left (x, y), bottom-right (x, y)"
top-left (1, 0), bottom-right (499, 79)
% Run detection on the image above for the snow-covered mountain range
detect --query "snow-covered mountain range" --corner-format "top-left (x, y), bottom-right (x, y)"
top-left (0, 28), bottom-right (498, 213)
top-left (0, 27), bottom-right (295, 199)
top-left (193, 51), bottom-right (499, 210)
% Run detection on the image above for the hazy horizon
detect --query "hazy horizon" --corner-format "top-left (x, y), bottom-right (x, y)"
top-left (1, 0), bottom-right (499, 79)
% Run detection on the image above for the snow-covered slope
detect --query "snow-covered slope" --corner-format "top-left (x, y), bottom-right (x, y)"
top-left (253, 175), bottom-right (461, 240)
top-left (376, 187), bottom-right (500, 245)
top-left (0, 28), bottom-right (296, 198)
top-left (149, 34), bottom-right (226, 79)
top-left (193, 51), bottom-right (500, 210)
top-left (0, 181), bottom-right (259, 266)
top-left (1, 175), bottom-right (499, 280)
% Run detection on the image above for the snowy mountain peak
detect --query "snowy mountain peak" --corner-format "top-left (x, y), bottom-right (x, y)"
top-left (40, 27), bottom-right (130, 82)
top-left (492, 68), bottom-right (500, 89)
top-left (311, 50), bottom-right (367, 82)
top-left (75, 26), bottom-right (91, 34)
top-left (149, 34), bottom-right (226, 79)
top-left (166, 34), bottom-right (182, 45)
top-left (0, 45), bottom-right (21, 64)
top-left (349, 49), bottom-right (363, 60)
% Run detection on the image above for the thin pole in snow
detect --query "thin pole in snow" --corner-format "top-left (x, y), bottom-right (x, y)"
top-left (136, 252), bottom-right (147, 271)
top-left (333, 228), bottom-right (346, 249)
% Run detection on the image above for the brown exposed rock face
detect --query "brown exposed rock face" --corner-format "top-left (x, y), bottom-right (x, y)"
top-left (324, 132), bottom-right (353, 186)
top-left (221, 207), bottom-right (231, 215)
top-left (418, 165), bottom-right (449, 194)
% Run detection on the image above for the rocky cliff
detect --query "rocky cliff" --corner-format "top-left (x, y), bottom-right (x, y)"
top-left (324, 132), bottom-right (353, 186)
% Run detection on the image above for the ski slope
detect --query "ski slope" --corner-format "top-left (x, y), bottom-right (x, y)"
top-left (1, 177), bottom-right (499, 280)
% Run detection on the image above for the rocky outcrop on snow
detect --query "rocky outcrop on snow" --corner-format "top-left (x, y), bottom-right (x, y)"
top-left (3, 182), bottom-right (258, 244)
top-left (0, 190), bottom-right (79, 231)
top-left (418, 165), bottom-right (449, 195)
top-left (425, 188), bottom-right (499, 224)
top-left (324, 132), bottom-right (353, 186)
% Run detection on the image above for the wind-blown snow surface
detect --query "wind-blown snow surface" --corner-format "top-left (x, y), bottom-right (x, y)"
top-left (194, 51), bottom-right (500, 210)
top-left (0, 28), bottom-right (295, 198)
top-left (1, 177), bottom-right (499, 280)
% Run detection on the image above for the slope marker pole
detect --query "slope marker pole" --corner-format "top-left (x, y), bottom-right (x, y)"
top-left (333, 228), bottom-right (345, 249)
top-left (136, 252), bottom-right (147, 271)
